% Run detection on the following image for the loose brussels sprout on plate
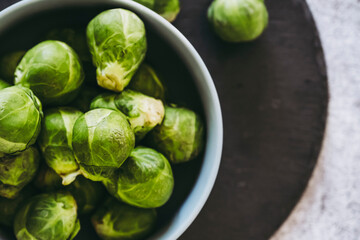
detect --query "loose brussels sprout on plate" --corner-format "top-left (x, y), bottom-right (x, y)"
top-left (72, 109), bottom-right (135, 182)
top-left (129, 63), bottom-right (165, 100)
top-left (92, 198), bottom-right (157, 240)
top-left (0, 50), bottom-right (25, 82)
top-left (66, 176), bottom-right (105, 215)
top-left (147, 105), bottom-right (204, 163)
top-left (38, 107), bottom-right (83, 185)
top-left (0, 78), bottom-right (10, 90)
top-left (87, 8), bottom-right (147, 92)
top-left (46, 28), bottom-right (92, 63)
top-left (0, 86), bottom-right (42, 154)
top-left (15, 40), bottom-right (84, 105)
top-left (0, 186), bottom-right (35, 227)
top-left (90, 89), bottom-right (165, 140)
top-left (207, 0), bottom-right (268, 42)
top-left (14, 192), bottom-right (80, 240)
top-left (104, 146), bottom-right (174, 208)
top-left (134, 0), bottom-right (180, 22)
top-left (0, 146), bottom-right (40, 199)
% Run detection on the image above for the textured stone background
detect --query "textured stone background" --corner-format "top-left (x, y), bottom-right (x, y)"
top-left (272, 0), bottom-right (360, 239)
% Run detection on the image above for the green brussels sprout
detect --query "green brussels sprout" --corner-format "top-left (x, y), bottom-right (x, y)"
top-left (129, 63), bottom-right (165, 100)
top-left (86, 9), bottom-right (147, 92)
top-left (92, 198), bottom-right (156, 240)
top-left (72, 109), bottom-right (135, 182)
top-left (0, 50), bottom-right (25, 82)
top-left (0, 86), bottom-right (42, 154)
top-left (70, 85), bottom-right (102, 112)
top-left (14, 40), bottom-right (84, 105)
top-left (38, 107), bottom-right (83, 185)
top-left (0, 78), bottom-right (10, 90)
top-left (90, 90), bottom-right (165, 140)
top-left (134, 0), bottom-right (180, 22)
top-left (66, 176), bottom-right (105, 214)
top-left (104, 146), bottom-right (174, 208)
top-left (46, 28), bottom-right (91, 62)
top-left (0, 186), bottom-right (35, 227)
top-left (90, 93), bottom-right (118, 111)
top-left (146, 105), bottom-right (204, 163)
top-left (33, 164), bottom-right (62, 192)
top-left (0, 147), bottom-right (40, 199)
top-left (14, 192), bottom-right (80, 240)
top-left (207, 0), bottom-right (268, 42)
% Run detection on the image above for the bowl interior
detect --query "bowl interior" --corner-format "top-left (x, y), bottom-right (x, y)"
top-left (0, 2), bottom-right (213, 239)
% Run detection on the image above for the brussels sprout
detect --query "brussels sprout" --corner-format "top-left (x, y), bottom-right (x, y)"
top-left (146, 105), bottom-right (204, 163)
top-left (0, 147), bottom-right (40, 199)
top-left (66, 176), bottom-right (105, 215)
top-left (0, 50), bottom-right (25, 82)
top-left (134, 0), bottom-right (180, 22)
top-left (38, 107), bottom-right (83, 185)
top-left (46, 28), bottom-right (91, 62)
top-left (72, 109), bottom-right (135, 182)
top-left (90, 90), bottom-right (165, 140)
top-left (90, 93), bottom-right (118, 111)
top-left (14, 192), bottom-right (80, 240)
top-left (92, 198), bottom-right (156, 240)
top-left (0, 86), bottom-right (42, 154)
top-left (104, 146), bottom-right (174, 208)
top-left (86, 9), bottom-right (147, 92)
top-left (70, 85), bottom-right (102, 112)
top-left (33, 164), bottom-right (62, 192)
top-left (0, 186), bottom-right (35, 227)
top-left (129, 63), bottom-right (165, 100)
top-left (15, 40), bottom-right (84, 105)
top-left (0, 78), bottom-right (10, 90)
top-left (207, 0), bottom-right (268, 42)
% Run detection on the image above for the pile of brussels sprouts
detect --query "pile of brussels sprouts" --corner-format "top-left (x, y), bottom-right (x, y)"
top-left (0, 8), bottom-right (204, 240)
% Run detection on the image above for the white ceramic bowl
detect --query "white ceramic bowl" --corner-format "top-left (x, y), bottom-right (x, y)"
top-left (0, 0), bottom-right (223, 239)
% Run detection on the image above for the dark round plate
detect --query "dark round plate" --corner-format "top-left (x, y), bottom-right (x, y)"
top-left (176, 0), bottom-right (328, 239)
top-left (0, 0), bottom-right (327, 240)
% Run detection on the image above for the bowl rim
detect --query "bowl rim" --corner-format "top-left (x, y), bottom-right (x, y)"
top-left (0, 0), bottom-right (223, 239)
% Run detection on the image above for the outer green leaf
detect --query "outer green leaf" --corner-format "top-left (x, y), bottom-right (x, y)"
top-left (92, 198), bottom-right (156, 240)
top-left (0, 78), bottom-right (10, 90)
top-left (90, 93), bottom-right (118, 111)
top-left (68, 219), bottom-right (80, 240)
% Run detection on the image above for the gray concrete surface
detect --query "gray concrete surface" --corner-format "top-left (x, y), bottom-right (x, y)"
top-left (271, 0), bottom-right (360, 239)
